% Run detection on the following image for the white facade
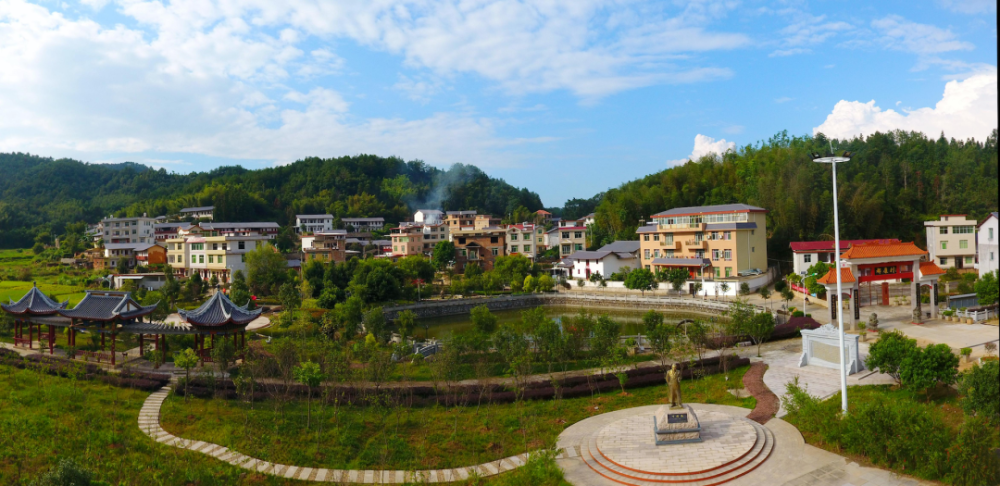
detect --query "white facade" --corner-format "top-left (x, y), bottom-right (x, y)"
top-left (979, 213), bottom-right (999, 277)
top-left (544, 229), bottom-right (561, 249)
top-left (296, 215), bottom-right (334, 234)
top-left (342, 217), bottom-right (385, 231)
top-left (506, 224), bottom-right (543, 259)
top-left (414, 210), bottom-right (444, 225)
top-left (101, 215), bottom-right (157, 244)
top-left (570, 254), bottom-right (635, 280)
top-left (925, 215), bottom-right (978, 270)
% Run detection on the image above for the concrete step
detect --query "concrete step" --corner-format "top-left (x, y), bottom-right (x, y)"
top-left (581, 421), bottom-right (774, 486)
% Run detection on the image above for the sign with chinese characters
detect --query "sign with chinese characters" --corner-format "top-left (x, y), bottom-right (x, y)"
top-left (873, 265), bottom-right (898, 276)
top-left (667, 413), bottom-right (689, 424)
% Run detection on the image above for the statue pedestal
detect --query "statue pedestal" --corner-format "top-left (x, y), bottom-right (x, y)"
top-left (653, 404), bottom-right (702, 445)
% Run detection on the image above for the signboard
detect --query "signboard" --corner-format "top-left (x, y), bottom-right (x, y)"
top-left (667, 413), bottom-right (689, 424)
top-left (872, 265), bottom-right (898, 276)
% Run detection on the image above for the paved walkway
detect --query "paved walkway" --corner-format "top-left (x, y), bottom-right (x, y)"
top-left (139, 387), bottom-right (536, 483)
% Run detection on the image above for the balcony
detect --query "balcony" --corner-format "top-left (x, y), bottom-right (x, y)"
top-left (659, 240), bottom-right (682, 250)
top-left (658, 223), bottom-right (706, 231)
top-left (685, 239), bottom-right (707, 249)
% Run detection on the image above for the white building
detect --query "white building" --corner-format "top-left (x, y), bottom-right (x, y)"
top-left (179, 206), bottom-right (215, 220)
top-left (979, 212), bottom-right (998, 277)
top-left (505, 223), bottom-right (544, 259)
top-left (567, 241), bottom-right (640, 281)
top-left (113, 273), bottom-right (167, 291)
top-left (789, 239), bottom-right (899, 276)
top-left (202, 222), bottom-right (280, 239)
top-left (296, 215), bottom-right (334, 234)
top-left (925, 215), bottom-right (978, 270)
top-left (101, 214), bottom-right (157, 244)
top-left (543, 227), bottom-right (561, 249)
top-left (414, 209), bottom-right (444, 225)
top-left (342, 217), bottom-right (385, 232)
top-left (166, 225), bottom-right (273, 282)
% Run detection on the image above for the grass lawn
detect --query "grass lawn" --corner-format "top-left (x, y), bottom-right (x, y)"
top-left (0, 362), bottom-right (577, 485)
top-left (160, 366), bottom-right (755, 472)
top-left (0, 281), bottom-right (89, 305)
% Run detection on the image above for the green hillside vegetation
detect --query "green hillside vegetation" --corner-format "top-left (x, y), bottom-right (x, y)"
top-left (590, 130), bottom-right (999, 258)
top-left (0, 153), bottom-right (543, 249)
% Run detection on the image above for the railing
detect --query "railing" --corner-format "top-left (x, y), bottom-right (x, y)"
top-left (75, 350), bottom-right (113, 363)
top-left (13, 337), bottom-right (32, 347)
top-left (684, 239), bottom-right (706, 248)
top-left (953, 308), bottom-right (998, 323)
top-left (659, 241), bottom-right (680, 249)
top-left (658, 223), bottom-right (705, 231)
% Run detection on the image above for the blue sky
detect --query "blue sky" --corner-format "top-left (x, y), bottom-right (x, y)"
top-left (0, 0), bottom-right (996, 207)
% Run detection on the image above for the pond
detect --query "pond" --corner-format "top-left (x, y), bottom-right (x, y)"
top-left (414, 306), bottom-right (713, 340)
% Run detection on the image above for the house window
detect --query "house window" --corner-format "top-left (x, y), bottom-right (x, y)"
top-left (644, 249), bottom-right (650, 259)
top-left (666, 250), bottom-right (675, 258)
top-left (575, 244), bottom-right (583, 251)
top-left (511, 246), bottom-right (518, 253)
top-left (940, 227), bottom-right (948, 235)
top-left (804, 254), bottom-right (812, 263)
top-left (664, 234), bottom-right (674, 244)
top-left (562, 232), bottom-right (570, 239)
top-left (208, 255), bottom-right (214, 264)
top-left (653, 234), bottom-right (660, 241)
top-left (654, 249), bottom-right (661, 258)
top-left (724, 231), bottom-right (731, 240)
top-left (724, 250), bottom-right (732, 261)
top-left (940, 258), bottom-right (948, 265)
top-left (715, 267), bottom-right (721, 278)
top-left (191, 255), bottom-right (197, 263)
top-left (991, 252), bottom-right (995, 261)
top-left (238, 241), bottom-right (245, 250)
top-left (491, 237), bottom-right (499, 244)
top-left (696, 250), bottom-right (705, 259)
top-left (712, 249), bottom-right (720, 261)
top-left (965, 256), bottom-right (975, 265)
top-left (511, 234), bottom-right (518, 241)
top-left (492, 248), bottom-right (499, 256)
top-left (725, 267), bottom-right (732, 277)
top-left (199, 255), bottom-right (204, 264)
top-left (941, 241), bottom-right (948, 250)
top-left (212, 243), bottom-right (218, 250)
top-left (960, 240), bottom-right (968, 249)
top-left (644, 235), bottom-right (650, 242)
top-left (575, 232), bottom-right (582, 239)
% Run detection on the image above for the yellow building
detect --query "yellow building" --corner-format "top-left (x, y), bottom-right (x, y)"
top-left (637, 204), bottom-right (769, 294)
top-left (165, 226), bottom-right (272, 283)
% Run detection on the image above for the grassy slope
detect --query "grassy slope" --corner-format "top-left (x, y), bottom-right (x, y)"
top-left (160, 366), bottom-right (755, 471)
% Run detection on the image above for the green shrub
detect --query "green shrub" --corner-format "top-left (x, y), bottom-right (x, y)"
top-left (792, 311), bottom-right (805, 318)
top-left (945, 416), bottom-right (1000, 486)
top-left (899, 343), bottom-right (959, 395)
top-left (840, 400), bottom-right (950, 478)
top-left (30, 458), bottom-right (100, 486)
top-left (958, 360), bottom-right (1000, 423)
top-left (865, 330), bottom-right (918, 385)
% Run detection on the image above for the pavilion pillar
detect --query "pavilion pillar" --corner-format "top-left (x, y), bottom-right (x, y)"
top-left (101, 322), bottom-right (105, 350)
top-left (198, 334), bottom-right (204, 366)
top-left (931, 282), bottom-right (939, 319)
top-left (139, 334), bottom-right (144, 357)
top-left (48, 325), bottom-right (54, 355)
top-left (29, 323), bottom-right (33, 349)
top-left (211, 332), bottom-right (215, 349)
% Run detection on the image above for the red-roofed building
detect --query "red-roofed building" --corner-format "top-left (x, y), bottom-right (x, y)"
top-left (790, 239), bottom-right (900, 275)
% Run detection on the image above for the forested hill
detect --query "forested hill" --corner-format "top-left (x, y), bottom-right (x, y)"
top-left (590, 130), bottom-right (999, 260)
top-left (0, 153), bottom-right (543, 248)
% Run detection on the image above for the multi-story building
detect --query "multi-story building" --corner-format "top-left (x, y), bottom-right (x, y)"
top-left (559, 218), bottom-right (583, 228)
top-left (201, 222), bottom-right (279, 239)
top-left (475, 215), bottom-right (501, 229)
top-left (558, 225), bottom-right (588, 258)
top-left (534, 210), bottom-right (553, 224)
top-left (100, 214), bottom-right (157, 244)
top-left (582, 213), bottom-right (596, 227)
top-left (341, 217), bottom-right (385, 232)
top-left (979, 212), bottom-right (998, 277)
top-left (390, 223), bottom-right (449, 257)
top-left (568, 241), bottom-right (640, 281)
top-left (637, 204), bottom-right (769, 291)
top-left (165, 226), bottom-right (273, 282)
top-left (445, 211), bottom-right (477, 230)
top-left (505, 223), bottom-right (544, 259)
top-left (179, 206), bottom-right (215, 220)
top-left (925, 215), bottom-right (978, 270)
top-left (102, 243), bottom-right (166, 271)
top-left (296, 214), bottom-right (334, 234)
top-left (790, 239), bottom-right (900, 276)
top-left (544, 227), bottom-right (561, 250)
top-left (414, 209), bottom-right (444, 225)
top-left (301, 231), bottom-right (347, 263)
top-left (452, 227), bottom-right (506, 272)
top-left (154, 222), bottom-right (192, 242)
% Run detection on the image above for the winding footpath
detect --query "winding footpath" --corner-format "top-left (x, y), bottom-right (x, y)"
top-left (139, 387), bottom-right (538, 483)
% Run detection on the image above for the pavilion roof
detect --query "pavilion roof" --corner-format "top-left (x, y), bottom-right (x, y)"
top-left (1, 284), bottom-right (68, 316)
top-left (57, 291), bottom-right (158, 322)
top-left (178, 291), bottom-right (261, 327)
top-left (817, 267), bottom-right (856, 285)
top-left (839, 241), bottom-right (927, 260)
top-left (919, 261), bottom-right (947, 277)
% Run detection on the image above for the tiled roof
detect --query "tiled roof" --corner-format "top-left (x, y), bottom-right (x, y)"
top-left (202, 222), bottom-right (280, 230)
top-left (57, 291), bottom-right (157, 322)
top-left (565, 251), bottom-right (614, 261)
top-left (817, 267), bottom-right (856, 285)
top-left (789, 239), bottom-right (900, 252)
top-left (598, 241), bottom-right (641, 253)
top-left (178, 292), bottom-right (262, 327)
top-left (180, 206), bottom-right (214, 212)
top-left (979, 212), bottom-right (999, 228)
top-left (652, 204), bottom-right (766, 218)
top-left (1, 284), bottom-right (68, 316)
top-left (295, 214), bottom-right (333, 219)
top-left (919, 261), bottom-right (946, 277)
top-left (839, 241), bottom-right (927, 260)
top-left (636, 225), bottom-right (659, 234)
top-left (154, 223), bottom-right (192, 230)
top-left (342, 217), bottom-right (385, 222)
top-left (104, 242), bottom-right (157, 251)
top-left (705, 222), bottom-right (758, 231)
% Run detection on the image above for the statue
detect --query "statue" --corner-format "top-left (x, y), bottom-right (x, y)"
top-left (868, 313), bottom-right (879, 332)
top-left (912, 308), bottom-right (922, 324)
top-left (666, 364), bottom-right (683, 409)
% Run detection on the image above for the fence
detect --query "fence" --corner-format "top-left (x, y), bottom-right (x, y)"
top-left (952, 308), bottom-right (998, 323)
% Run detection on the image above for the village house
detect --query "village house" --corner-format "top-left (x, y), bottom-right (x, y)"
top-left (452, 226), bottom-right (506, 272)
top-left (444, 211), bottom-right (477, 230)
top-left (179, 206), bottom-right (215, 220)
top-left (201, 222), bottom-right (279, 239)
top-left (301, 230), bottom-right (348, 263)
top-left (341, 217), bottom-right (385, 232)
top-left (567, 241), bottom-right (641, 281)
top-left (790, 239), bottom-right (900, 276)
top-left (558, 225), bottom-right (588, 258)
top-left (925, 215), bottom-right (978, 271)
top-left (153, 222), bottom-right (192, 241)
top-left (165, 225), bottom-right (272, 282)
top-left (414, 209), bottom-right (444, 225)
top-left (100, 214), bottom-right (157, 244)
top-left (101, 242), bottom-right (166, 271)
top-left (295, 214), bottom-right (334, 234)
top-left (505, 223), bottom-right (544, 259)
top-left (979, 212), bottom-right (998, 277)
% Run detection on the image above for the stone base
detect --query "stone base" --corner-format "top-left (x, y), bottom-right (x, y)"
top-left (653, 404), bottom-right (702, 445)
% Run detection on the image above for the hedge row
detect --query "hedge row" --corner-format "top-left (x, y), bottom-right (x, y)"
top-left (175, 355), bottom-right (751, 407)
top-left (0, 348), bottom-right (171, 392)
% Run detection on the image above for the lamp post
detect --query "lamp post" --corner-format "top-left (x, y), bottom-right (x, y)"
top-left (812, 149), bottom-right (853, 415)
top-left (800, 271), bottom-right (817, 316)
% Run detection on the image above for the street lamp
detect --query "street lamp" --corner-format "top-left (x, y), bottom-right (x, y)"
top-left (812, 149), bottom-right (853, 415)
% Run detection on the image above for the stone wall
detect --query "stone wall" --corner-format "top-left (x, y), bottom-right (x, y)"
top-left (382, 292), bottom-right (744, 320)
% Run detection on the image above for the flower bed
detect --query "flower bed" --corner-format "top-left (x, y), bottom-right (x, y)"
top-left (0, 348), bottom-right (170, 391)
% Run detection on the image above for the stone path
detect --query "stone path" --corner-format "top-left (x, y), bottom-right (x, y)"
top-left (139, 387), bottom-right (534, 483)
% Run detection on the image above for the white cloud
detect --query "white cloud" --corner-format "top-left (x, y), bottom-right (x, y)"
top-left (937, 0), bottom-right (996, 14)
top-left (668, 134), bottom-right (735, 166)
top-left (767, 10), bottom-right (853, 58)
top-left (813, 68), bottom-right (997, 142)
top-left (775, 97), bottom-right (794, 104)
top-left (871, 15), bottom-right (974, 54)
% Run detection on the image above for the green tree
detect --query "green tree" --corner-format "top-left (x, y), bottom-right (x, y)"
top-left (665, 268), bottom-right (689, 292)
top-left (865, 330), bottom-right (918, 385)
top-left (173, 348), bottom-right (200, 400)
top-left (537, 274), bottom-right (555, 292)
top-left (229, 269), bottom-right (252, 308)
top-left (432, 241), bottom-right (456, 270)
top-left (958, 360), bottom-right (1000, 423)
top-left (244, 243), bottom-right (287, 296)
top-left (364, 307), bottom-right (388, 343)
top-left (624, 268), bottom-right (658, 297)
top-left (641, 309), bottom-right (663, 336)
top-left (492, 323), bottom-right (531, 391)
top-left (591, 315), bottom-right (621, 360)
top-left (211, 337), bottom-right (236, 376)
top-left (975, 270), bottom-right (998, 305)
top-left (470, 305), bottom-right (498, 335)
top-left (396, 310), bottom-right (417, 340)
top-left (900, 343), bottom-right (959, 396)
top-left (293, 361), bottom-right (325, 429)
top-left (745, 311), bottom-right (776, 357)
top-left (30, 458), bottom-right (95, 486)
top-left (523, 275), bottom-right (537, 293)
top-left (278, 282), bottom-right (301, 315)
top-left (530, 312), bottom-right (564, 374)
top-left (464, 262), bottom-right (483, 278)
top-left (302, 258), bottom-right (326, 298)
top-left (398, 255), bottom-right (435, 283)
top-left (759, 286), bottom-right (772, 309)
top-left (493, 254), bottom-right (535, 283)
top-left (316, 286), bottom-right (345, 309)
top-left (648, 323), bottom-right (673, 368)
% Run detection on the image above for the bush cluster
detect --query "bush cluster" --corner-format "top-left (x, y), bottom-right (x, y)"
top-left (0, 348), bottom-right (170, 391)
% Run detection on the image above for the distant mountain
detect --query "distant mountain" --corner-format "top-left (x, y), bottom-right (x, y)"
top-left (0, 153), bottom-right (543, 248)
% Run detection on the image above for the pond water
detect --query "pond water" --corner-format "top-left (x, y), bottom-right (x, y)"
top-left (415, 306), bottom-right (711, 340)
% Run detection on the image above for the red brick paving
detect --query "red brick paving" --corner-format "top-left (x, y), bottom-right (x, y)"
top-left (743, 362), bottom-right (779, 425)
